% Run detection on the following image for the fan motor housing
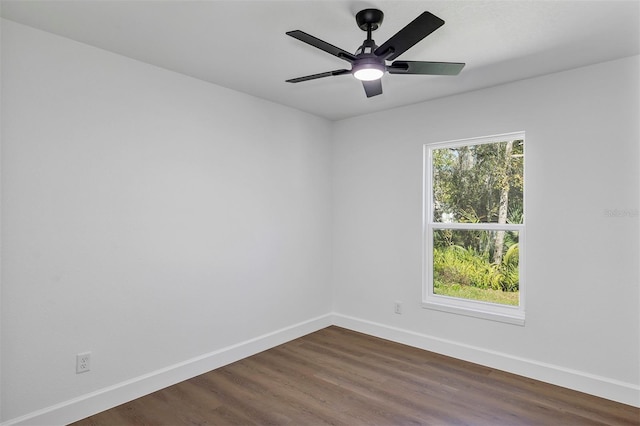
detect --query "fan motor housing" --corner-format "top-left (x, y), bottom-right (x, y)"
top-left (356, 9), bottom-right (384, 31)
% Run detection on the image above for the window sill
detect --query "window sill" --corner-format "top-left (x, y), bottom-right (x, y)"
top-left (422, 301), bottom-right (525, 326)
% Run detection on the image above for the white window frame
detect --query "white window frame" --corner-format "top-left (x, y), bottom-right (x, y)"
top-left (422, 132), bottom-right (526, 325)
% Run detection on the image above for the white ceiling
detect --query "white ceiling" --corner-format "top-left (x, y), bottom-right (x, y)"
top-left (1, 0), bottom-right (639, 121)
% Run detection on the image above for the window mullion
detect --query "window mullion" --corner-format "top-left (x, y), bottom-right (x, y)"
top-left (430, 223), bottom-right (523, 231)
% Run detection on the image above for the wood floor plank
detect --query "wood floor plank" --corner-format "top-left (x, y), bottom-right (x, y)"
top-left (71, 326), bottom-right (640, 425)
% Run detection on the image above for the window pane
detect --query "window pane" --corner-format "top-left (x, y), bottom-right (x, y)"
top-left (433, 229), bottom-right (519, 306)
top-left (432, 140), bottom-right (524, 224)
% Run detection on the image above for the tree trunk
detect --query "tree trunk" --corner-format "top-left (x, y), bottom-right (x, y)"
top-left (493, 141), bottom-right (514, 264)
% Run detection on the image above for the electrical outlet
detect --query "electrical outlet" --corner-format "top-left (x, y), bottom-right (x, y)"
top-left (76, 352), bottom-right (91, 374)
top-left (394, 301), bottom-right (402, 314)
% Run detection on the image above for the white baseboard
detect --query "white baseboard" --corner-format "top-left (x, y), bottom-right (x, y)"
top-left (4, 312), bottom-right (638, 425)
top-left (332, 313), bottom-right (640, 408)
top-left (2, 314), bottom-right (333, 426)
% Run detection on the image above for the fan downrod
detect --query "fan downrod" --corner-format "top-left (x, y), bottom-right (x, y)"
top-left (356, 9), bottom-right (384, 31)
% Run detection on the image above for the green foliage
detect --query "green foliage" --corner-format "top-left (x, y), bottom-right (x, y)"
top-left (433, 243), bottom-right (519, 293)
top-left (430, 138), bottom-right (523, 304)
top-left (500, 243), bottom-right (520, 292)
top-left (433, 140), bottom-right (524, 229)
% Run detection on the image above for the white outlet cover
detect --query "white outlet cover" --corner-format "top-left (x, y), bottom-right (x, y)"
top-left (76, 352), bottom-right (91, 374)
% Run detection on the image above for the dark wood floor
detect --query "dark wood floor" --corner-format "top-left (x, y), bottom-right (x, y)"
top-left (72, 326), bottom-right (639, 425)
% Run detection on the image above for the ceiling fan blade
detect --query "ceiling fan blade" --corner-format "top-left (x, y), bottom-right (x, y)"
top-left (362, 79), bottom-right (383, 98)
top-left (286, 69), bottom-right (351, 83)
top-left (374, 12), bottom-right (444, 61)
top-left (388, 61), bottom-right (465, 75)
top-left (286, 30), bottom-right (357, 63)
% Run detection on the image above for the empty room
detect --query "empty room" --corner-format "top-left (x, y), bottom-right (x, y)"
top-left (1, 1), bottom-right (639, 425)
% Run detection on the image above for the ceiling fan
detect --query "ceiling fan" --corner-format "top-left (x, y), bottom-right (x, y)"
top-left (286, 9), bottom-right (465, 98)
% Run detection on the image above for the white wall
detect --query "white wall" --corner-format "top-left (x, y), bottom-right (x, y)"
top-left (1, 19), bottom-right (332, 422)
top-left (332, 56), bottom-right (640, 404)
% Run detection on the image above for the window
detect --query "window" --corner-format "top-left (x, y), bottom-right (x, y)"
top-left (423, 132), bottom-right (525, 325)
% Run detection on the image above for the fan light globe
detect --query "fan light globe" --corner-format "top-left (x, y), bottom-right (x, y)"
top-left (353, 67), bottom-right (384, 81)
